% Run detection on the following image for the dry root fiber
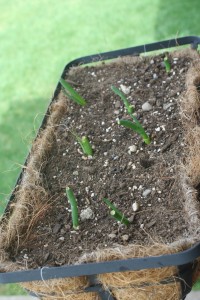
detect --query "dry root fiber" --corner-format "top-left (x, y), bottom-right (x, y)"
top-left (1, 50), bottom-right (200, 299)
top-left (21, 276), bottom-right (101, 300)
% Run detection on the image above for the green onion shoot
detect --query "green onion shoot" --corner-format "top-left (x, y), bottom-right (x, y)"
top-left (60, 78), bottom-right (86, 106)
top-left (118, 119), bottom-right (151, 145)
top-left (163, 56), bottom-right (171, 73)
top-left (71, 131), bottom-right (93, 156)
top-left (112, 85), bottom-right (151, 145)
top-left (111, 85), bottom-right (134, 114)
top-left (103, 198), bottom-right (130, 226)
top-left (80, 136), bottom-right (93, 156)
top-left (66, 187), bottom-right (79, 230)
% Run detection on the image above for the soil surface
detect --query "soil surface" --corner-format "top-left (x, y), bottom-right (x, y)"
top-left (14, 50), bottom-right (197, 268)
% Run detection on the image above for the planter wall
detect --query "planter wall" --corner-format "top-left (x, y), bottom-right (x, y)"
top-left (1, 36), bottom-right (200, 300)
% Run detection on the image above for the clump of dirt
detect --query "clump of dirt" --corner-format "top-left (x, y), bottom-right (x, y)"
top-left (9, 50), bottom-right (200, 268)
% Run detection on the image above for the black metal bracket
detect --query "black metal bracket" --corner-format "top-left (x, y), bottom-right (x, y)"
top-left (1, 242), bottom-right (200, 284)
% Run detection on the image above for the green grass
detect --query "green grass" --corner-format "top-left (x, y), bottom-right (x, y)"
top-left (193, 280), bottom-right (200, 291)
top-left (0, 0), bottom-right (200, 295)
top-left (0, 0), bottom-right (160, 212)
top-left (0, 284), bottom-right (27, 295)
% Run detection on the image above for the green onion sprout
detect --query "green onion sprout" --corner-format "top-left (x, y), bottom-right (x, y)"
top-left (80, 136), bottom-right (93, 156)
top-left (66, 187), bottom-right (79, 230)
top-left (71, 131), bottom-right (93, 156)
top-left (60, 78), bottom-right (86, 106)
top-left (118, 119), bottom-right (151, 145)
top-left (103, 198), bottom-right (130, 226)
top-left (111, 85), bottom-right (134, 114)
top-left (163, 56), bottom-right (171, 73)
top-left (112, 85), bottom-right (151, 144)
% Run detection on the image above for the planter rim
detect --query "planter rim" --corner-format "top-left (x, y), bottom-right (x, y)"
top-left (1, 36), bottom-right (200, 300)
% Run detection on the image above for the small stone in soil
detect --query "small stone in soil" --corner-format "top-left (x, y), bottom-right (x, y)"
top-left (121, 234), bottom-right (129, 242)
top-left (128, 215), bottom-right (135, 223)
top-left (142, 102), bottom-right (153, 111)
top-left (115, 100), bottom-right (121, 108)
top-left (142, 189), bottom-right (151, 197)
top-left (128, 145), bottom-right (137, 154)
top-left (53, 224), bottom-right (62, 234)
top-left (132, 201), bottom-right (140, 212)
top-left (120, 84), bottom-right (131, 94)
top-left (80, 207), bottom-right (94, 221)
top-left (108, 233), bottom-right (116, 239)
top-left (163, 103), bottom-right (174, 110)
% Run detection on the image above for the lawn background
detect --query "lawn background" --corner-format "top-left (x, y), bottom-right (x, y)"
top-left (0, 0), bottom-right (200, 295)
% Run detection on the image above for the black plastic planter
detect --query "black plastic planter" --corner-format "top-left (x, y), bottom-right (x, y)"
top-left (1, 36), bottom-right (200, 300)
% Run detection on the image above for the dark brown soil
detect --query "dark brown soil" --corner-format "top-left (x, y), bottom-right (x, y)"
top-left (14, 50), bottom-right (196, 268)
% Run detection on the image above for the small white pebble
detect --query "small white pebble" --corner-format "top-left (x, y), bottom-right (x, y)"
top-left (153, 73), bottom-right (158, 79)
top-left (82, 156), bottom-right (88, 160)
top-left (142, 189), bottom-right (151, 197)
top-left (104, 160), bottom-right (109, 167)
top-left (147, 203), bottom-right (152, 207)
top-left (73, 171), bottom-right (79, 176)
top-left (142, 102), bottom-right (153, 111)
top-left (80, 207), bottom-right (94, 221)
top-left (163, 103), bottom-right (173, 110)
top-left (120, 84), bottom-right (131, 94)
top-left (128, 145), bottom-right (137, 153)
top-left (62, 153), bottom-right (66, 156)
top-left (161, 125), bottom-right (166, 131)
top-left (59, 237), bottom-right (65, 241)
top-left (155, 127), bottom-right (160, 132)
top-left (108, 233), bottom-right (116, 239)
top-left (140, 224), bottom-right (144, 229)
top-left (53, 176), bottom-right (57, 179)
top-left (114, 110), bottom-right (120, 115)
top-left (121, 234), bottom-right (129, 241)
top-left (132, 201), bottom-right (140, 212)
top-left (133, 185), bottom-right (137, 190)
